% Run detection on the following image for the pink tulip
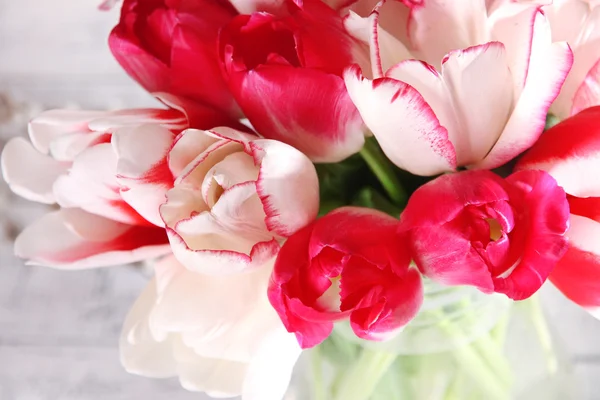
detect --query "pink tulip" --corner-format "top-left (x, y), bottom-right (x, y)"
top-left (517, 106), bottom-right (600, 317)
top-left (159, 127), bottom-right (320, 275)
top-left (218, 0), bottom-right (368, 162)
top-left (344, 0), bottom-right (573, 175)
top-left (399, 170), bottom-right (570, 300)
top-left (268, 207), bottom-right (423, 349)
top-left (109, 0), bottom-right (242, 118)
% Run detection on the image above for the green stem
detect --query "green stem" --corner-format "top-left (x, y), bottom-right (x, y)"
top-left (527, 294), bottom-right (558, 375)
top-left (333, 348), bottom-right (398, 400)
top-left (310, 346), bottom-right (327, 400)
top-left (359, 138), bottom-right (407, 206)
top-left (491, 311), bottom-right (510, 347)
top-left (435, 312), bottom-right (510, 400)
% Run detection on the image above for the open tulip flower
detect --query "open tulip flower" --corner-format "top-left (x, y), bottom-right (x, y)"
top-left (344, 0), bottom-right (573, 175)
top-left (5, 0), bottom-right (600, 399)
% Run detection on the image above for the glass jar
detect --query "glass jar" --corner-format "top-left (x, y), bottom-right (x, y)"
top-left (285, 281), bottom-right (578, 400)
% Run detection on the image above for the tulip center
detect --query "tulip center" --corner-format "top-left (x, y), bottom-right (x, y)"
top-left (486, 218), bottom-right (502, 241)
top-left (233, 16), bottom-right (301, 69)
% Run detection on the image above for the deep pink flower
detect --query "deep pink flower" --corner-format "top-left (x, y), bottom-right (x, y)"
top-left (268, 207), bottom-right (423, 349)
top-left (109, 0), bottom-right (241, 118)
top-left (219, 0), bottom-right (367, 162)
top-left (517, 106), bottom-right (600, 317)
top-left (399, 170), bottom-right (570, 300)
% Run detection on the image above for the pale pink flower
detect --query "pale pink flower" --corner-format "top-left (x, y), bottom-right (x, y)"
top-left (1, 108), bottom-right (189, 268)
top-left (121, 256), bottom-right (300, 400)
top-left (541, 0), bottom-right (600, 117)
top-left (159, 127), bottom-right (320, 275)
top-left (344, 0), bottom-right (573, 175)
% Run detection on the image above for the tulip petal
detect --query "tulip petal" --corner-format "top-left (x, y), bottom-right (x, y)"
top-left (28, 110), bottom-right (105, 155)
top-left (516, 107), bottom-right (600, 197)
top-left (493, 170), bottom-right (569, 300)
top-left (150, 256), bottom-right (286, 363)
top-left (14, 209), bottom-right (170, 269)
top-left (344, 64), bottom-right (456, 175)
top-left (1, 138), bottom-right (69, 204)
top-left (53, 143), bottom-right (150, 226)
top-left (387, 43), bottom-right (513, 166)
top-left (346, 0), bottom-right (414, 78)
top-left (164, 183), bottom-right (279, 275)
top-left (113, 124), bottom-right (176, 227)
top-left (572, 57), bottom-right (600, 116)
top-left (546, 4), bottom-right (600, 118)
top-left (489, 2), bottom-right (540, 98)
top-left (252, 139), bottom-right (319, 237)
top-left (475, 12), bottom-right (573, 169)
top-left (87, 108), bottom-right (186, 132)
top-left (441, 42), bottom-right (513, 165)
top-left (268, 225), bottom-right (336, 349)
top-left (550, 214), bottom-right (600, 319)
top-left (227, 65), bottom-right (365, 163)
top-left (409, 0), bottom-right (488, 66)
top-left (242, 326), bottom-right (301, 400)
top-left (120, 279), bottom-right (178, 378)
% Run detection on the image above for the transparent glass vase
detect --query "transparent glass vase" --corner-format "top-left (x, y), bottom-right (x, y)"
top-left (285, 281), bottom-right (578, 400)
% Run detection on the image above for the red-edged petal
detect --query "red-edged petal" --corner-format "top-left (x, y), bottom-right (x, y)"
top-left (550, 214), bottom-right (600, 319)
top-left (162, 182), bottom-right (279, 275)
top-left (14, 209), bottom-right (169, 269)
top-left (475, 12), bottom-right (573, 169)
top-left (344, 64), bottom-right (456, 175)
top-left (516, 106), bottom-right (600, 197)
top-left (113, 124), bottom-right (176, 227)
top-left (387, 43), bottom-right (512, 167)
top-left (1, 138), bottom-right (69, 204)
top-left (252, 139), bottom-right (319, 237)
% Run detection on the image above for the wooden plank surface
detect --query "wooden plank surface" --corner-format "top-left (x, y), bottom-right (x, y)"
top-left (0, 1), bottom-right (599, 399)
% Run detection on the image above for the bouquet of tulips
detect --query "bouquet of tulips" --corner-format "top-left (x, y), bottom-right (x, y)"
top-left (2, 0), bottom-right (600, 398)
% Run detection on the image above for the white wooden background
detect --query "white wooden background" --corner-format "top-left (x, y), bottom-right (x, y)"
top-left (0, 1), bottom-right (599, 399)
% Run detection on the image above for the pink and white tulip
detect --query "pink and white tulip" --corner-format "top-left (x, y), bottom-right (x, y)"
top-left (218, 0), bottom-right (368, 162)
top-left (540, 0), bottom-right (600, 118)
top-left (344, 0), bottom-right (573, 175)
top-left (0, 108), bottom-right (194, 268)
top-left (517, 106), bottom-right (600, 317)
top-left (121, 255), bottom-right (300, 400)
top-left (159, 127), bottom-right (320, 275)
top-left (399, 169), bottom-right (570, 300)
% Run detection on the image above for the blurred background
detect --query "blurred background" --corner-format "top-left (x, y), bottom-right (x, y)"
top-left (0, 1), bottom-right (599, 399)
